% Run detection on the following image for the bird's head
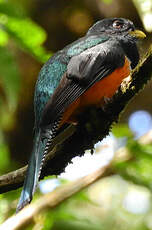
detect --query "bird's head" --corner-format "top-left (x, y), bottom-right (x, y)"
top-left (87, 18), bottom-right (146, 40)
top-left (87, 18), bottom-right (146, 69)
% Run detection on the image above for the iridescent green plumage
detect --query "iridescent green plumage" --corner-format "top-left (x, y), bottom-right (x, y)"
top-left (34, 35), bottom-right (108, 127)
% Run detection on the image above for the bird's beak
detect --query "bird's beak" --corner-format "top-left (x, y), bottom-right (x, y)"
top-left (129, 30), bottom-right (146, 39)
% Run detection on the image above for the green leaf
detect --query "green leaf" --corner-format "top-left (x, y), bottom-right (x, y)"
top-left (0, 46), bottom-right (20, 109)
top-left (132, 0), bottom-right (152, 32)
top-left (100, 0), bottom-right (113, 4)
top-left (0, 2), bottom-right (26, 18)
top-left (5, 17), bottom-right (51, 62)
top-left (140, 144), bottom-right (152, 155)
top-left (115, 140), bottom-right (152, 188)
top-left (112, 124), bottom-right (133, 138)
top-left (7, 18), bottom-right (46, 46)
top-left (32, 46), bottom-right (51, 63)
top-left (0, 28), bottom-right (8, 46)
top-left (43, 211), bottom-right (54, 230)
top-left (0, 46), bottom-right (20, 129)
top-left (0, 132), bottom-right (10, 173)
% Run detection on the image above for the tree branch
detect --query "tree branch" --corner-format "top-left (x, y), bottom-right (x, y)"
top-left (0, 46), bottom-right (152, 193)
top-left (0, 165), bottom-right (113, 230)
top-left (0, 125), bottom-right (76, 192)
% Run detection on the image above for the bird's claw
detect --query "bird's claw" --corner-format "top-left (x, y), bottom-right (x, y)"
top-left (121, 75), bottom-right (132, 93)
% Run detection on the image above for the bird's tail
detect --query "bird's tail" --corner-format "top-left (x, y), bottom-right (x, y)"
top-left (16, 129), bottom-right (52, 213)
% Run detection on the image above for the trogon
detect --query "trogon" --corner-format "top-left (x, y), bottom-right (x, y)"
top-left (16, 18), bottom-right (146, 212)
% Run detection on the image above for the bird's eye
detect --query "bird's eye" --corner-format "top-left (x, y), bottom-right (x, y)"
top-left (113, 20), bottom-right (124, 29)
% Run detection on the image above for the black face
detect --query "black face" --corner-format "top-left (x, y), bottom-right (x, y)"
top-left (87, 18), bottom-right (140, 69)
top-left (87, 18), bottom-right (135, 36)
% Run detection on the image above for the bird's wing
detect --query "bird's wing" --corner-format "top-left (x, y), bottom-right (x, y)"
top-left (34, 34), bottom-right (110, 127)
top-left (40, 40), bottom-right (125, 128)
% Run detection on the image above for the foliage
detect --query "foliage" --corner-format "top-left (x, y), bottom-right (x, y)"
top-left (0, 0), bottom-right (51, 174)
top-left (115, 140), bottom-right (152, 189)
top-left (0, 0), bottom-right (50, 62)
top-left (0, 0), bottom-right (50, 120)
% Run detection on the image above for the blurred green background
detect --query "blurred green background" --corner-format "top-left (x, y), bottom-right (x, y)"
top-left (0, 0), bottom-right (152, 229)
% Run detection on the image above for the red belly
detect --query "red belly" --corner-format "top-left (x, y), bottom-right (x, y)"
top-left (60, 57), bottom-right (130, 126)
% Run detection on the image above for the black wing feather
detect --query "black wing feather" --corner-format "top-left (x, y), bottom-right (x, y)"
top-left (40, 41), bottom-right (125, 129)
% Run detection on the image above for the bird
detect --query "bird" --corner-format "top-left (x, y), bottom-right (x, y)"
top-left (16, 18), bottom-right (146, 212)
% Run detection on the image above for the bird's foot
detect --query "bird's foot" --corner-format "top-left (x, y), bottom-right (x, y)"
top-left (121, 75), bottom-right (132, 93)
top-left (103, 96), bottom-right (112, 104)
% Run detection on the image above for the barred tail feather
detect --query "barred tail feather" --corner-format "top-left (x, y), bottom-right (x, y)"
top-left (16, 116), bottom-right (62, 213)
